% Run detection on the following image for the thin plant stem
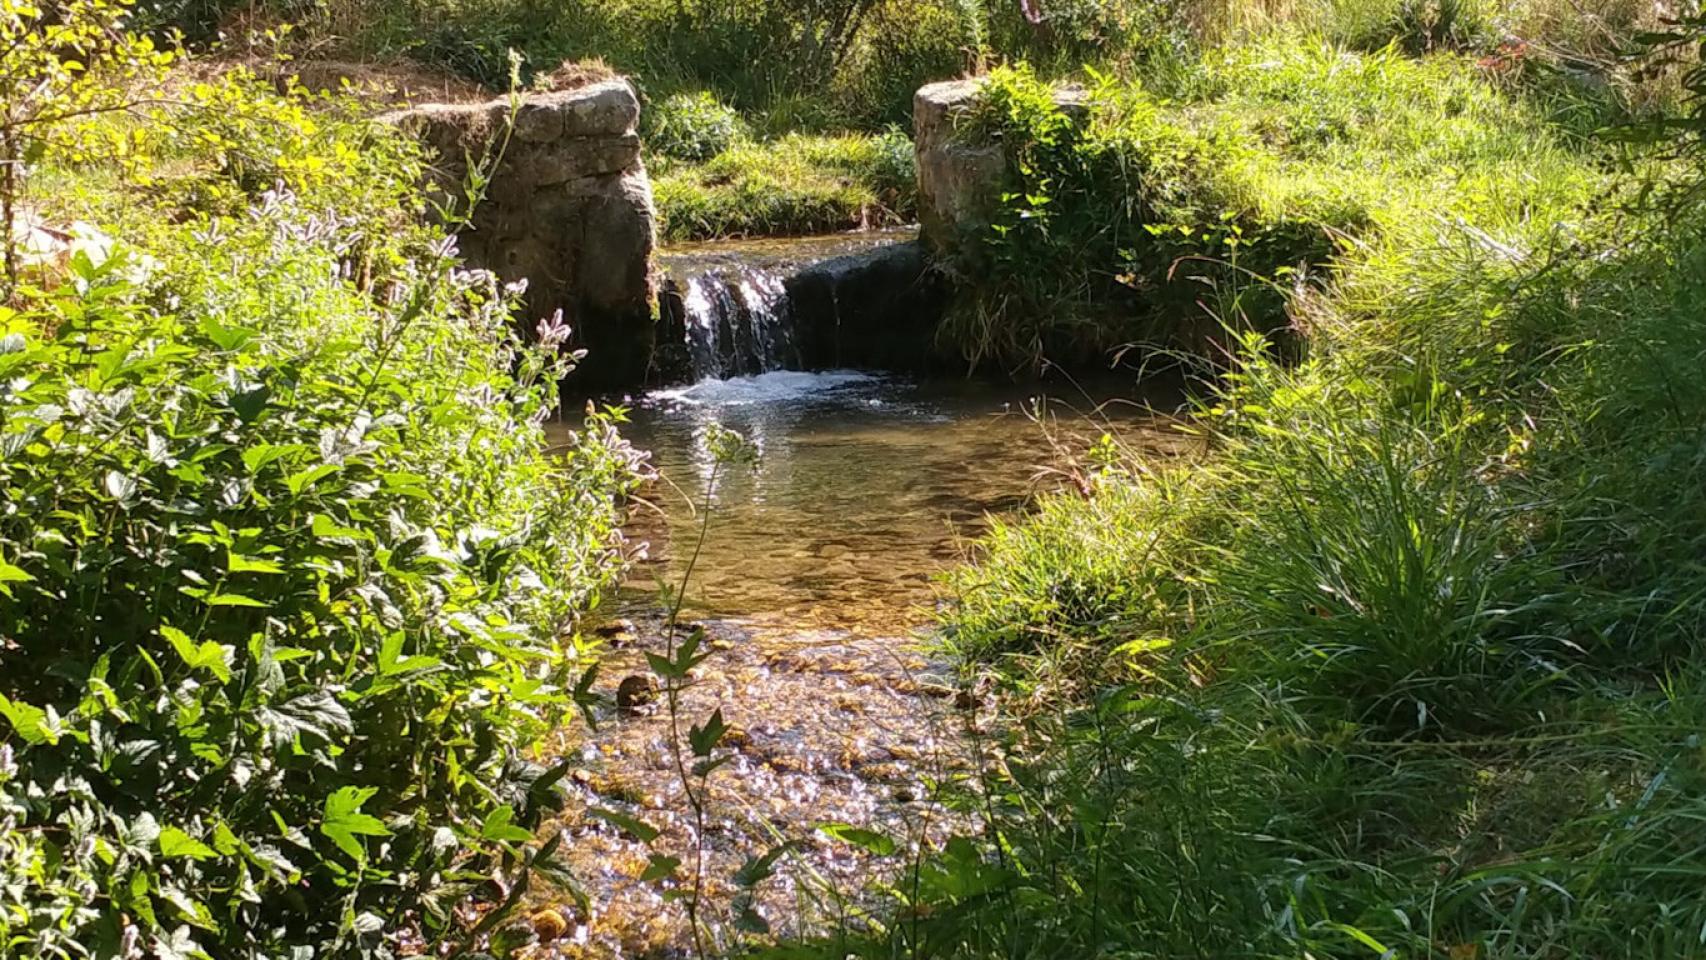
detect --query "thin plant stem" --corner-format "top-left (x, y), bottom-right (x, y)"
top-left (662, 456), bottom-right (724, 960)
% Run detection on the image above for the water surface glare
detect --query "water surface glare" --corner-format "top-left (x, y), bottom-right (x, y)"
top-left (612, 370), bottom-right (1182, 631)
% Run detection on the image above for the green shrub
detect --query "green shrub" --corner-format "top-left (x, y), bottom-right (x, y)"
top-left (643, 90), bottom-right (749, 162)
top-left (935, 41), bottom-right (1585, 370)
top-left (0, 29), bottom-right (641, 957)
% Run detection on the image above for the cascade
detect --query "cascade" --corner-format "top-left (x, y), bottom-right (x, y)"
top-left (653, 228), bottom-right (943, 385)
top-left (676, 265), bottom-right (800, 380)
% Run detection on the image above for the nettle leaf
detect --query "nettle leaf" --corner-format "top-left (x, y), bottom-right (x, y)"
top-left (200, 316), bottom-right (257, 352)
top-left (478, 805), bottom-right (534, 844)
top-left (159, 826), bottom-right (218, 861)
top-left (212, 822), bottom-right (242, 857)
top-left (229, 384), bottom-right (272, 423)
top-left (284, 463), bottom-right (340, 495)
top-left (104, 470), bottom-right (139, 502)
top-left (817, 823), bottom-right (896, 857)
top-left (310, 513), bottom-right (367, 543)
top-left (0, 694), bottom-right (60, 745)
top-left (321, 786), bottom-right (391, 861)
top-left (378, 632), bottom-right (442, 676)
top-left (241, 443), bottom-right (307, 474)
top-left (256, 691), bottom-right (352, 751)
top-left (160, 625), bottom-right (234, 684)
top-left (227, 551), bottom-right (286, 575)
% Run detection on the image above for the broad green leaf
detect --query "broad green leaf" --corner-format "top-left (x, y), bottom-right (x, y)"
top-left (257, 691), bottom-right (352, 750)
top-left (817, 823), bottom-right (896, 857)
top-left (159, 826), bottom-right (217, 860)
top-left (688, 709), bottom-right (728, 758)
top-left (0, 557), bottom-right (32, 599)
top-left (284, 463), bottom-right (339, 495)
top-left (321, 786), bottom-right (391, 861)
top-left (310, 513), bottom-right (366, 542)
top-left (204, 592), bottom-right (268, 608)
top-left (240, 443), bottom-right (306, 473)
top-left (0, 694), bottom-right (57, 745)
top-left (227, 552), bottom-right (285, 575)
top-left (212, 822), bottom-right (241, 857)
top-left (160, 625), bottom-right (233, 683)
top-left (378, 632), bottom-right (441, 676)
top-left (478, 805), bottom-right (534, 843)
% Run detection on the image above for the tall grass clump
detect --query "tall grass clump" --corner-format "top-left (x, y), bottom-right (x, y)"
top-left (784, 19), bottom-right (1706, 960)
top-left (0, 4), bottom-right (642, 955)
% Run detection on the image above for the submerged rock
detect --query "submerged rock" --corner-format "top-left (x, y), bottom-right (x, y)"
top-left (383, 79), bottom-right (657, 387)
top-left (615, 674), bottom-right (659, 715)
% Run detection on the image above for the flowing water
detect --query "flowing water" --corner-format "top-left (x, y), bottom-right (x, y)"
top-left (658, 228), bottom-right (918, 380)
top-left (533, 237), bottom-right (1188, 958)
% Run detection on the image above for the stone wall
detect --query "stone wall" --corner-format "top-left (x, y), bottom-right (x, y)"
top-left (386, 79), bottom-right (657, 387)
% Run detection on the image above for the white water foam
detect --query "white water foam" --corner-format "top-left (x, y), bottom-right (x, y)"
top-left (648, 370), bottom-right (883, 407)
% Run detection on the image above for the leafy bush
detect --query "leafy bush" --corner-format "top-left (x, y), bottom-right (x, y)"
top-left (642, 90), bottom-right (748, 162)
top-left (0, 9), bottom-right (643, 955)
top-left (935, 42), bottom-right (1583, 370)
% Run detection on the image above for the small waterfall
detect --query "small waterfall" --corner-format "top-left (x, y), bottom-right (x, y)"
top-left (676, 266), bottom-right (801, 381)
top-left (652, 228), bottom-right (938, 386)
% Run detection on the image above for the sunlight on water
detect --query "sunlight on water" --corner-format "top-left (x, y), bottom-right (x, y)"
top-left (537, 371), bottom-right (1186, 956)
top-left (605, 371), bottom-right (1185, 632)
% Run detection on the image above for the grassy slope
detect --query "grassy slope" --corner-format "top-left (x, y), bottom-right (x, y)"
top-left (651, 130), bottom-right (918, 242)
top-left (892, 32), bottom-right (1706, 960)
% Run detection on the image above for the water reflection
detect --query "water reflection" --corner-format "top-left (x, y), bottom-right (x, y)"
top-left (603, 370), bottom-right (1182, 632)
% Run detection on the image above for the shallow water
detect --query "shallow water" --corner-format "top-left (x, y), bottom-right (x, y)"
top-left (534, 269), bottom-right (1186, 957)
top-left (614, 370), bottom-right (1179, 632)
top-left (530, 370), bottom-right (1182, 955)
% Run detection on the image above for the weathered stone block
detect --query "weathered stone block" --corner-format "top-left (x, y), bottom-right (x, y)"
top-left (914, 78), bottom-right (1088, 256)
top-left (384, 78), bottom-right (657, 387)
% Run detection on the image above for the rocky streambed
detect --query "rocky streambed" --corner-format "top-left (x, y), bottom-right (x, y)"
top-left (528, 368), bottom-right (1186, 956)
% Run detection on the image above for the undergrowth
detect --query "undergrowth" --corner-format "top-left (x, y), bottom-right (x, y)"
top-left (0, 3), bottom-right (643, 955)
top-left (816, 23), bottom-right (1706, 960)
top-left (933, 42), bottom-right (1592, 371)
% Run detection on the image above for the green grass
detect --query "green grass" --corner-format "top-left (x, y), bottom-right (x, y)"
top-left (781, 27), bottom-right (1706, 960)
top-left (651, 130), bottom-right (917, 242)
top-left (933, 40), bottom-right (1596, 369)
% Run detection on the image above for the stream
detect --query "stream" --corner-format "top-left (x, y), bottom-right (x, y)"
top-left (534, 235), bottom-right (1185, 958)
